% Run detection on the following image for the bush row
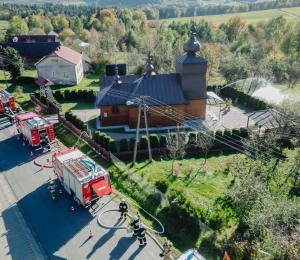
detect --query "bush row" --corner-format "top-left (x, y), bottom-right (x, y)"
top-left (215, 127), bottom-right (249, 141)
top-left (64, 110), bottom-right (91, 137)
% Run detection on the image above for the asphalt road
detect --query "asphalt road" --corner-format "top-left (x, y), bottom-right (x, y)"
top-left (0, 116), bottom-right (162, 260)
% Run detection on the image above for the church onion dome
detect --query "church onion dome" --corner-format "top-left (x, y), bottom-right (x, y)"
top-left (113, 64), bottom-right (122, 87)
top-left (144, 51), bottom-right (156, 80)
top-left (183, 21), bottom-right (201, 55)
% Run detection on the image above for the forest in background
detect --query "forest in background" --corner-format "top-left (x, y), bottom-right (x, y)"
top-left (1, 0), bottom-right (300, 20)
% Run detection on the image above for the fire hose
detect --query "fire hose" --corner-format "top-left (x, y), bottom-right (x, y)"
top-left (34, 140), bottom-right (63, 168)
top-left (98, 188), bottom-right (175, 260)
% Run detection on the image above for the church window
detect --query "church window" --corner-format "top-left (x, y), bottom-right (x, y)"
top-left (165, 106), bottom-right (173, 116)
top-left (112, 106), bottom-right (119, 114)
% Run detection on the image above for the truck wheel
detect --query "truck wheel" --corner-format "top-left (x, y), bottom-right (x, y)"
top-left (73, 195), bottom-right (81, 206)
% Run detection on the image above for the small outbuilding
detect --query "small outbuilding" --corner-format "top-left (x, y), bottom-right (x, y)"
top-left (35, 46), bottom-right (84, 86)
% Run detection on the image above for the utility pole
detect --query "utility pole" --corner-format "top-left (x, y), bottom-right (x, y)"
top-left (132, 96), bottom-right (152, 166)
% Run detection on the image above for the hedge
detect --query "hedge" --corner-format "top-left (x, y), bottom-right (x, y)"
top-left (232, 128), bottom-right (241, 140)
top-left (261, 101), bottom-right (267, 110)
top-left (249, 97), bottom-right (254, 108)
top-left (64, 90), bottom-right (71, 100)
top-left (207, 130), bottom-right (215, 142)
top-left (179, 132), bottom-right (187, 144)
top-left (76, 117), bottom-right (81, 128)
top-left (130, 137), bottom-right (136, 151)
top-left (103, 136), bottom-right (111, 150)
top-left (87, 90), bottom-right (94, 102)
top-left (34, 90), bottom-right (40, 99)
top-left (82, 90), bottom-right (88, 100)
top-left (71, 114), bottom-right (77, 125)
top-left (240, 127), bottom-right (249, 138)
top-left (188, 132), bottom-right (197, 145)
top-left (140, 136), bottom-right (148, 150)
top-left (215, 129), bottom-right (223, 141)
top-left (98, 133), bottom-right (106, 146)
top-left (150, 134), bottom-right (159, 148)
top-left (160, 135), bottom-right (167, 148)
top-left (78, 90), bottom-right (83, 100)
top-left (16, 76), bottom-right (34, 83)
top-left (253, 98), bottom-right (258, 110)
top-left (83, 124), bottom-right (88, 132)
top-left (257, 100), bottom-right (263, 110)
top-left (54, 90), bottom-right (63, 101)
top-left (93, 131), bottom-right (100, 142)
top-left (41, 95), bottom-right (47, 105)
top-left (120, 138), bottom-right (128, 151)
top-left (108, 139), bottom-right (117, 152)
top-left (224, 128), bottom-right (232, 140)
top-left (79, 120), bottom-right (84, 130)
top-left (87, 129), bottom-right (92, 138)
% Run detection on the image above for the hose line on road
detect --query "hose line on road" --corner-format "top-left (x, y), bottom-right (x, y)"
top-left (34, 140), bottom-right (62, 168)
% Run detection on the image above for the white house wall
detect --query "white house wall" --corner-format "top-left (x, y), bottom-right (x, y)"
top-left (36, 57), bottom-right (83, 86)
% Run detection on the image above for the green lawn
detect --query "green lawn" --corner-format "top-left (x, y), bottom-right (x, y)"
top-left (125, 150), bottom-right (240, 205)
top-left (0, 20), bottom-right (9, 31)
top-left (162, 8), bottom-right (298, 26)
top-left (275, 83), bottom-right (300, 97)
top-left (0, 70), bottom-right (99, 112)
top-left (88, 115), bottom-right (97, 128)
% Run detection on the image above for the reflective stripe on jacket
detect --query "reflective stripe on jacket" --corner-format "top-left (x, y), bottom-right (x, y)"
top-left (137, 227), bottom-right (146, 239)
top-left (50, 184), bottom-right (56, 191)
top-left (119, 203), bottom-right (128, 211)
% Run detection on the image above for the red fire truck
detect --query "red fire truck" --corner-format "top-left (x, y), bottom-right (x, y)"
top-left (52, 147), bottom-right (112, 206)
top-left (0, 89), bottom-right (16, 114)
top-left (16, 112), bottom-right (55, 147)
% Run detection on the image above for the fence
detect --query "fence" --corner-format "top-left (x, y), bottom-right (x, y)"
top-left (58, 115), bottom-right (111, 161)
top-left (30, 94), bottom-right (60, 115)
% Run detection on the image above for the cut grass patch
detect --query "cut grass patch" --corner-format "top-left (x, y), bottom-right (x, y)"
top-left (88, 115), bottom-right (97, 129)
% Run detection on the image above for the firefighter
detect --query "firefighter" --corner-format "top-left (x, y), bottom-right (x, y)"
top-left (228, 98), bottom-right (232, 111)
top-left (47, 180), bottom-right (58, 201)
top-left (119, 199), bottom-right (128, 219)
top-left (130, 212), bottom-right (140, 236)
top-left (159, 237), bottom-right (173, 259)
top-left (137, 223), bottom-right (147, 247)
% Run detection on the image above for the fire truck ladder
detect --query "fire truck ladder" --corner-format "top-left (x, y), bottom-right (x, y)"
top-left (64, 159), bottom-right (92, 181)
top-left (40, 86), bottom-right (54, 99)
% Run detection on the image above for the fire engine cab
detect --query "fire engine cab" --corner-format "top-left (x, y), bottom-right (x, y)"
top-left (16, 112), bottom-right (55, 147)
top-left (52, 147), bottom-right (112, 206)
top-left (0, 89), bottom-right (16, 114)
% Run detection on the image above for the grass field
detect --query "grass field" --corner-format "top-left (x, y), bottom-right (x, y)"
top-left (162, 8), bottom-right (298, 25)
top-left (281, 7), bottom-right (300, 17)
top-left (0, 20), bottom-right (9, 31)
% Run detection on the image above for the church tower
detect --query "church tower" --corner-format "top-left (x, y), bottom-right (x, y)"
top-left (175, 21), bottom-right (208, 100)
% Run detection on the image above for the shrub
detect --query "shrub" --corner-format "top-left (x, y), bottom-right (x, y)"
top-left (76, 117), bottom-right (81, 128)
top-left (208, 211), bottom-right (225, 230)
top-left (98, 133), bottom-right (106, 146)
top-left (150, 134), bottom-right (159, 148)
top-left (108, 139), bottom-right (117, 152)
top-left (48, 97), bottom-right (59, 105)
top-left (54, 90), bottom-right (63, 101)
top-left (261, 101), bottom-right (267, 110)
top-left (64, 89), bottom-right (71, 100)
top-left (223, 128), bottom-right (232, 140)
top-left (179, 132), bottom-right (187, 144)
top-left (253, 98), bottom-right (258, 110)
top-left (238, 91), bottom-right (244, 101)
top-left (130, 137), bottom-right (136, 151)
top-left (87, 90), bottom-right (94, 102)
top-left (207, 130), bottom-right (215, 142)
top-left (83, 123), bottom-right (88, 132)
top-left (155, 179), bottom-right (170, 194)
top-left (65, 111), bottom-right (71, 121)
top-left (188, 132), bottom-right (197, 145)
top-left (160, 135), bottom-right (167, 148)
top-left (41, 95), bottom-right (47, 105)
top-left (120, 138), bottom-right (128, 151)
top-left (79, 120), bottom-right (84, 130)
top-left (87, 129), bottom-right (92, 138)
top-left (78, 90), bottom-right (83, 100)
top-left (71, 114), bottom-right (77, 125)
top-left (16, 76), bottom-right (34, 83)
top-left (34, 90), bottom-right (40, 99)
top-left (103, 136), bottom-right (111, 150)
top-left (232, 128), bottom-right (241, 140)
top-left (243, 94), bottom-right (250, 105)
top-left (231, 89), bottom-right (237, 99)
top-left (82, 90), bottom-right (88, 100)
top-left (71, 90), bottom-right (77, 100)
top-left (257, 100), bottom-right (263, 110)
top-left (249, 96), bottom-right (254, 108)
top-left (93, 131), bottom-right (100, 142)
top-left (240, 127), bottom-right (249, 138)
top-left (215, 129), bottom-right (223, 141)
top-left (140, 136), bottom-right (148, 150)
top-left (170, 133), bottom-right (178, 145)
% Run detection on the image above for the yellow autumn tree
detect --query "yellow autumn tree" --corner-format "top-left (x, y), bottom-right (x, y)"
top-left (226, 15), bottom-right (248, 41)
top-left (201, 43), bottom-right (221, 84)
top-left (99, 9), bottom-right (116, 29)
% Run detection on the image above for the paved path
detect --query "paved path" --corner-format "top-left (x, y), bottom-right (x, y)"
top-left (0, 169), bottom-right (46, 260)
top-left (0, 116), bottom-right (162, 260)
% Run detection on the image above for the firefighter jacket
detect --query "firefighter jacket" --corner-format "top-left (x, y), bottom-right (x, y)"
top-left (130, 215), bottom-right (140, 230)
top-left (119, 202), bottom-right (128, 212)
top-left (163, 242), bottom-right (172, 256)
top-left (47, 184), bottom-right (57, 192)
top-left (137, 227), bottom-right (146, 239)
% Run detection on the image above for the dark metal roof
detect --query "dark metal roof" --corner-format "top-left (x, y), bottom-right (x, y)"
top-left (175, 53), bottom-right (208, 64)
top-left (130, 74), bottom-right (188, 107)
top-left (96, 73), bottom-right (189, 108)
top-left (8, 35), bottom-right (57, 43)
top-left (0, 42), bottom-right (61, 57)
top-left (244, 110), bottom-right (279, 129)
top-left (96, 83), bottom-right (136, 106)
top-left (99, 75), bottom-right (138, 89)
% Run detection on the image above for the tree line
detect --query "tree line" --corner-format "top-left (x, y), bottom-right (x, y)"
top-left (1, 0), bottom-right (300, 21)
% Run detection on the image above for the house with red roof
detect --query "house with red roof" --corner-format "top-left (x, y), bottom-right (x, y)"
top-left (35, 46), bottom-right (84, 86)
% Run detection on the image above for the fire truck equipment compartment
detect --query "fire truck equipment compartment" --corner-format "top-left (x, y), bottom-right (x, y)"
top-left (91, 180), bottom-right (112, 197)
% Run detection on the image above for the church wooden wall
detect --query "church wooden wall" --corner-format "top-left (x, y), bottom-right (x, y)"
top-left (185, 99), bottom-right (206, 119)
top-left (101, 105), bottom-right (129, 126)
